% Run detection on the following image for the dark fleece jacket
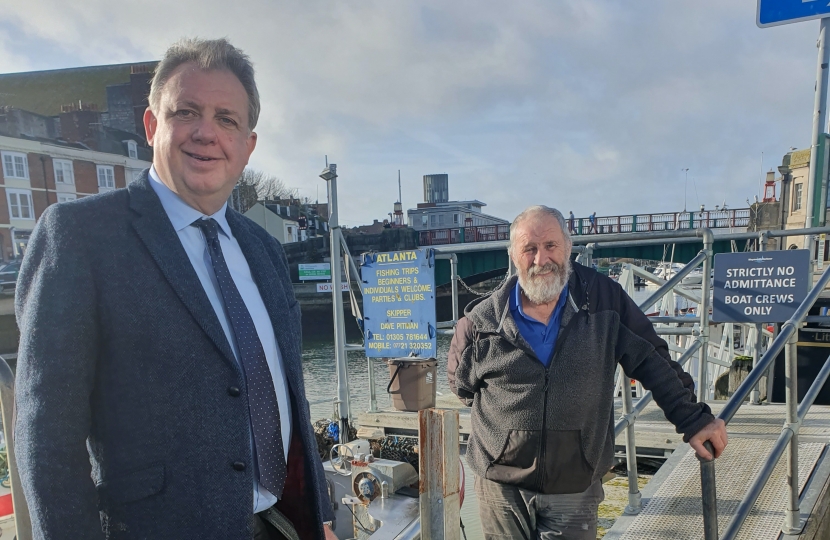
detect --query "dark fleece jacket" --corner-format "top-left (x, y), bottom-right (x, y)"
top-left (447, 262), bottom-right (713, 494)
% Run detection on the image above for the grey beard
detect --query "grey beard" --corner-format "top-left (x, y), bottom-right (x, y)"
top-left (518, 260), bottom-right (571, 305)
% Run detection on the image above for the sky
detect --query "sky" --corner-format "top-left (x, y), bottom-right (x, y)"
top-left (0, 0), bottom-right (821, 226)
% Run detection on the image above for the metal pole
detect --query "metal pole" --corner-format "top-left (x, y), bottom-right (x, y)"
top-left (752, 232), bottom-right (766, 405)
top-left (450, 254), bottom-right (459, 324)
top-left (583, 244), bottom-right (594, 268)
top-left (0, 357), bottom-right (31, 540)
top-left (805, 18), bottom-right (830, 247)
top-left (698, 441), bottom-right (718, 540)
top-left (767, 323), bottom-right (778, 407)
top-left (622, 375), bottom-right (642, 515)
top-left (783, 330), bottom-right (803, 534)
top-left (751, 324), bottom-right (763, 405)
top-left (325, 164), bottom-right (350, 444)
top-left (367, 357), bottom-right (378, 413)
top-left (698, 230), bottom-right (714, 402)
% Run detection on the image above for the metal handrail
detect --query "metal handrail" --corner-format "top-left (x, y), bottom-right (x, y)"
top-left (717, 353), bottom-right (830, 540)
top-left (0, 355), bottom-right (32, 540)
top-left (614, 340), bottom-right (703, 438)
top-left (637, 252), bottom-right (707, 312)
top-left (698, 262), bottom-right (830, 540)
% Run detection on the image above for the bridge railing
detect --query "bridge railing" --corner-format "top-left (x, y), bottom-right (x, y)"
top-left (419, 224), bottom-right (509, 246)
top-left (419, 209), bottom-right (751, 245)
top-left (589, 209), bottom-right (750, 234)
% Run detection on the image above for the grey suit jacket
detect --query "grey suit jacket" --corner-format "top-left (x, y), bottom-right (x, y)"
top-left (14, 171), bottom-right (333, 540)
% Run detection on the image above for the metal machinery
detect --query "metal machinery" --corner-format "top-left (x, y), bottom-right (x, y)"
top-left (323, 439), bottom-right (420, 540)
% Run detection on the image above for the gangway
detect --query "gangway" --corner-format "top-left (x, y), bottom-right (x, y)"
top-left (605, 243), bottom-right (830, 539)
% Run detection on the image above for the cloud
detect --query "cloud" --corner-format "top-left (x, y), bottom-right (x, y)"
top-left (1, 0), bottom-right (821, 223)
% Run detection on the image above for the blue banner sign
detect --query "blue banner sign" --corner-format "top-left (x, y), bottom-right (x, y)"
top-left (758, 0), bottom-right (830, 28)
top-left (361, 248), bottom-right (436, 358)
top-left (712, 249), bottom-right (810, 323)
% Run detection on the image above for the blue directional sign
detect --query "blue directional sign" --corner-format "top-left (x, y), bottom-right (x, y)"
top-left (712, 249), bottom-right (810, 323)
top-left (758, 0), bottom-right (830, 28)
top-left (361, 248), bottom-right (436, 358)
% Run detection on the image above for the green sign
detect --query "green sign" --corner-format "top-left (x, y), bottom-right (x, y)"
top-left (298, 263), bottom-right (331, 281)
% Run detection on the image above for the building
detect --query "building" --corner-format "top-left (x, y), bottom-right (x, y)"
top-left (0, 62), bottom-right (157, 139)
top-left (423, 173), bottom-right (449, 203)
top-left (777, 147), bottom-right (812, 240)
top-left (0, 62), bottom-right (158, 260)
top-left (407, 174), bottom-right (508, 232)
top-left (244, 203), bottom-right (302, 244)
top-left (764, 141), bottom-right (830, 257)
top-left (0, 131), bottom-right (151, 258)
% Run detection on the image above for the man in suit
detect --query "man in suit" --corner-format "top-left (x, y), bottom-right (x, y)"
top-left (15, 38), bottom-right (337, 540)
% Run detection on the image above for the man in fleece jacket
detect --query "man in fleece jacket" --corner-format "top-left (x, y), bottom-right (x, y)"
top-left (447, 205), bottom-right (727, 540)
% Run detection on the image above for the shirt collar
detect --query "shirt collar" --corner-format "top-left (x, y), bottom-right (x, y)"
top-left (512, 280), bottom-right (569, 326)
top-left (148, 165), bottom-right (231, 237)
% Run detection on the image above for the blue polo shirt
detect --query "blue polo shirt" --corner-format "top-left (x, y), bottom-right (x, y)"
top-left (509, 281), bottom-right (570, 367)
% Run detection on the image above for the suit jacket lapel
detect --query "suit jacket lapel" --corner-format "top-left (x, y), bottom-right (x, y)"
top-left (127, 173), bottom-right (239, 372)
top-left (226, 210), bottom-right (304, 397)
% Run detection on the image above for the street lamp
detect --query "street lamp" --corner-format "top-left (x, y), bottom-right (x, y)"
top-left (682, 168), bottom-right (689, 212)
top-left (319, 163), bottom-right (350, 444)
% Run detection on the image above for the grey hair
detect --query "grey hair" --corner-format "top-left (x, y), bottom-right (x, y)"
top-left (508, 205), bottom-right (572, 253)
top-left (149, 37), bottom-right (261, 130)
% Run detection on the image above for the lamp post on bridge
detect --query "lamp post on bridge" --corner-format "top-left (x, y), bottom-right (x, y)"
top-left (682, 168), bottom-right (689, 213)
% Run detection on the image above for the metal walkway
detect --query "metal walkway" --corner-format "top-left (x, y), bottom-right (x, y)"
top-left (605, 402), bottom-right (830, 540)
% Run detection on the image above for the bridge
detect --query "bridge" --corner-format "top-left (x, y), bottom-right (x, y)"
top-left (421, 208), bottom-right (751, 247)
top-left (424, 208), bottom-right (753, 287)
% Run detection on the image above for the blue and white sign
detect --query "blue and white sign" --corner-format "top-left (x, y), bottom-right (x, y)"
top-left (361, 248), bottom-right (436, 358)
top-left (758, 0), bottom-right (830, 28)
top-left (712, 249), bottom-right (810, 323)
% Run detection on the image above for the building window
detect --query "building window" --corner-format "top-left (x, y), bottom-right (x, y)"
top-left (57, 194), bottom-right (77, 203)
top-left (794, 183), bottom-right (803, 211)
top-left (421, 215), bottom-right (428, 226)
top-left (53, 159), bottom-right (74, 184)
top-left (97, 165), bottom-right (115, 189)
top-left (453, 213), bottom-right (460, 224)
top-left (430, 214), bottom-right (437, 227)
top-left (438, 214), bottom-right (445, 225)
top-left (7, 189), bottom-right (34, 220)
top-left (1, 151), bottom-right (28, 180)
top-left (125, 140), bottom-right (138, 159)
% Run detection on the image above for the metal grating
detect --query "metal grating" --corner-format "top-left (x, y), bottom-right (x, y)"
top-left (616, 438), bottom-right (824, 540)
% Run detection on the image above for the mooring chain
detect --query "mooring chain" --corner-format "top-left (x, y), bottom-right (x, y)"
top-left (456, 273), bottom-right (509, 297)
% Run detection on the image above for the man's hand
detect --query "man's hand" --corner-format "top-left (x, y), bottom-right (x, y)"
top-left (688, 418), bottom-right (728, 460)
top-left (324, 523), bottom-right (339, 540)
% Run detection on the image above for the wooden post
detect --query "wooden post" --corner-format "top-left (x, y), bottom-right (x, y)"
top-left (419, 408), bottom-right (460, 540)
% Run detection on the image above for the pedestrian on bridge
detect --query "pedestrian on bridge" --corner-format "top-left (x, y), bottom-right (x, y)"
top-left (568, 210), bottom-right (575, 234)
top-left (589, 211), bottom-right (597, 233)
top-left (447, 205), bottom-right (728, 540)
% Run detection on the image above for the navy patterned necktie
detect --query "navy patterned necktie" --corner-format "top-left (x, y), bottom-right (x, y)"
top-left (193, 218), bottom-right (287, 498)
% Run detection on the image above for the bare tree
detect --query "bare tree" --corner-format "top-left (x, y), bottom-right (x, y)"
top-left (236, 168), bottom-right (296, 213)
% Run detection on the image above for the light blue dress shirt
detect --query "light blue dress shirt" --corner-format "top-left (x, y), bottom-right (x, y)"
top-left (149, 167), bottom-right (292, 512)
